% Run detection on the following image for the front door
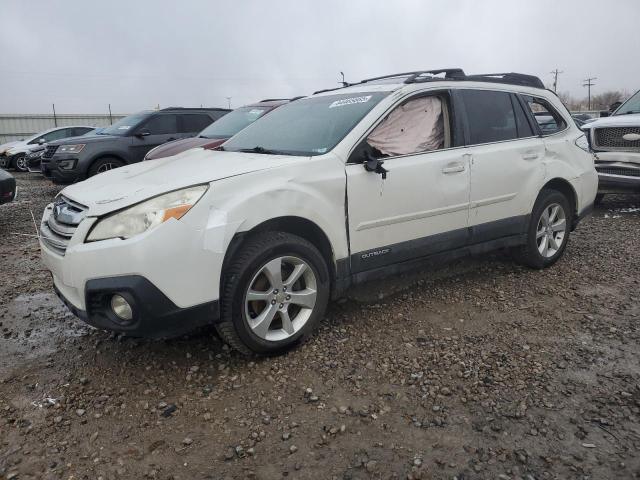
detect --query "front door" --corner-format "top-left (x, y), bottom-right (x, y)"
top-left (129, 113), bottom-right (180, 161)
top-left (346, 92), bottom-right (471, 273)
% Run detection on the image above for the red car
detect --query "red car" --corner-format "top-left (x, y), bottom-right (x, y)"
top-left (144, 98), bottom-right (299, 160)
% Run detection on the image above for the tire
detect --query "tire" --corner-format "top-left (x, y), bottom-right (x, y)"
top-left (0, 156), bottom-right (8, 169)
top-left (514, 189), bottom-right (572, 269)
top-left (594, 193), bottom-right (605, 206)
top-left (14, 154), bottom-right (28, 172)
top-left (216, 231), bottom-right (331, 355)
top-left (87, 157), bottom-right (125, 177)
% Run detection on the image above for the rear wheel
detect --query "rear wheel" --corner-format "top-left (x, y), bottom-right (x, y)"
top-left (87, 157), bottom-right (125, 177)
top-left (216, 232), bottom-right (330, 355)
top-left (515, 189), bottom-right (572, 269)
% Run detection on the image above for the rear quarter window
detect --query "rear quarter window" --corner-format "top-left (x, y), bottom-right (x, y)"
top-left (522, 95), bottom-right (567, 135)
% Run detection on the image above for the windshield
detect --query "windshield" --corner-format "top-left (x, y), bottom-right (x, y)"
top-left (614, 90), bottom-right (640, 115)
top-left (100, 113), bottom-right (150, 135)
top-left (199, 106), bottom-right (272, 139)
top-left (223, 92), bottom-right (389, 156)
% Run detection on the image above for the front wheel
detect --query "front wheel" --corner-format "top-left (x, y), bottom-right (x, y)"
top-left (216, 232), bottom-right (330, 355)
top-left (14, 155), bottom-right (28, 172)
top-left (87, 157), bottom-right (125, 177)
top-left (515, 189), bottom-right (572, 269)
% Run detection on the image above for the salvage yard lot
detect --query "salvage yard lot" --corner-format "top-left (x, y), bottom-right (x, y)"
top-left (1, 173), bottom-right (640, 479)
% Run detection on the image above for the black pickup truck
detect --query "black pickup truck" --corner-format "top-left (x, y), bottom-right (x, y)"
top-left (0, 169), bottom-right (16, 204)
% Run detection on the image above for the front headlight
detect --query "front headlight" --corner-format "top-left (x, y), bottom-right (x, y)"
top-left (58, 144), bottom-right (86, 154)
top-left (86, 185), bottom-right (209, 242)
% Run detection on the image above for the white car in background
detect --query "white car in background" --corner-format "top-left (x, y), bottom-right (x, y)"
top-left (39, 69), bottom-right (597, 355)
top-left (1, 126), bottom-right (95, 171)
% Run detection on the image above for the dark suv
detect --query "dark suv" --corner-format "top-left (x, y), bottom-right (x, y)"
top-left (41, 107), bottom-right (229, 183)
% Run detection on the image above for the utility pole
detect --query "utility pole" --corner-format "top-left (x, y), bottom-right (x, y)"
top-left (226, 97), bottom-right (232, 109)
top-left (52, 103), bottom-right (57, 127)
top-left (550, 69), bottom-right (563, 92)
top-left (108, 104), bottom-right (113, 125)
top-left (583, 77), bottom-right (597, 110)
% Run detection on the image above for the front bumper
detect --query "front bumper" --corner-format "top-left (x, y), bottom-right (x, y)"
top-left (39, 192), bottom-right (227, 336)
top-left (594, 151), bottom-right (640, 194)
top-left (41, 155), bottom-right (82, 184)
top-left (53, 274), bottom-right (219, 338)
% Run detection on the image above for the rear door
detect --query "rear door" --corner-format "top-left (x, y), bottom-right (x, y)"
top-left (346, 90), bottom-right (471, 273)
top-left (460, 89), bottom-right (545, 242)
top-left (129, 113), bottom-right (179, 161)
top-left (178, 113), bottom-right (216, 138)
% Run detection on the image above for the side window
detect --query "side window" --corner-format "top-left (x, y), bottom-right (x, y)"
top-left (522, 95), bottom-right (567, 135)
top-left (461, 90), bottom-right (518, 144)
top-left (73, 127), bottom-right (94, 136)
top-left (180, 114), bottom-right (214, 133)
top-left (141, 114), bottom-right (178, 135)
top-left (42, 128), bottom-right (73, 142)
top-left (511, 95), bottom-right (534, 138)
top-left (365, 95), bottom-right (447, 157)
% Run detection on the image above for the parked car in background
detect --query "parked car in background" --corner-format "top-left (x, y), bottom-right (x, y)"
top-left (0, 169), bottom-right (16, 204)
top-left (27, 127), bottom-right (100, 173)
top-left (40, 69), bottom-right (597, 355)
top-left (2, 126), bottom-right (96, 172)
top-left (41, 107), bottom-right (230, 183)
top-left (581, 88), bottom-right (640, 203)
top-left (144, 99), bottom-right (299, 160)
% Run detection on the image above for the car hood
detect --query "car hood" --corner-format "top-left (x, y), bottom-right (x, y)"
top-left (585, 114), bottom-right (640, 129)
top-left (60, 149), bottom-right (309, 216)
top-left (0, 141), bottom-right (20, 155)
top-left (145, 137), bottom-right (227, 160)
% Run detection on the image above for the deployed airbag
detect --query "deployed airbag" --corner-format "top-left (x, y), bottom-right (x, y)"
top-left (367, 96), bottom-right (444, 156)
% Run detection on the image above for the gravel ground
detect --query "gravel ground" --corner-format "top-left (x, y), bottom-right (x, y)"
top-left (1, 172), bottom-right (640, 480)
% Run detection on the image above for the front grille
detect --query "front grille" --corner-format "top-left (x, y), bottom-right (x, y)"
top-left (596, 166), bottom-right (640, 177)
top-left (594, 127), bottom-right (640, 152)
top-left (40, 196), bottom-right (87, 256)
top-left (43, 145), bottom-right (59, 159)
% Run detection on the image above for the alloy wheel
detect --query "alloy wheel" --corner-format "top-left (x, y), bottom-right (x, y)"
top-left (536, 203), bottom-right (566, 258)
top-left (97, 162), bottom-right (117, 173)
top-left (15, 156), bottom-right (28, 171)
top-left (244, 255), bottom-right (318, 342)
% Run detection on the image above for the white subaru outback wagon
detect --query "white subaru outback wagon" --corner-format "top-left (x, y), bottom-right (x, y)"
top-left (40, 69), bottom-right (598, 355)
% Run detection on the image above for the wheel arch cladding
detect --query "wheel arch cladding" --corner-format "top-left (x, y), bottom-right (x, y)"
top-left (222, 216), bottom-right (336, 289)
top-left (541, 178), bottom-right (577, 216)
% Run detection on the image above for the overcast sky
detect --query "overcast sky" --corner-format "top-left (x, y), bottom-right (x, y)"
top-left (1, 0), bottom-right (639, 114)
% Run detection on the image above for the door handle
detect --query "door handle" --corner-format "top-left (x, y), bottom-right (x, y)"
top-left (442, 164), bottom-right (465, 174)
top-left (522, 153), bottom-right (539, 161)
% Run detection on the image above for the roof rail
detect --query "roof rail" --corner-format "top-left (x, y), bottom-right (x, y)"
top-left (160, 107), bottom-right (231, 111)
top-left (259, 96), bottom-right (306, 102)
top-left (312, 69), bottom-right (545, 95)
top-left (459, 72), bottom-right (545, 89)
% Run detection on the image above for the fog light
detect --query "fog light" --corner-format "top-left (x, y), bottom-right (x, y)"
top-left (110, 294), bottom-right (133, 321)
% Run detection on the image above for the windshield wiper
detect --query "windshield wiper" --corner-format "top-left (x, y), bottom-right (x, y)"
top-left (620, 110), bottom-right (640, 115)
top-left (236, 146), bottom-right (290, 155)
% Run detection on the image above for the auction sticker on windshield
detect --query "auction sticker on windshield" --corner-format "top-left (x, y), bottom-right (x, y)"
top-left (329, 96), bottom-right (372, 108)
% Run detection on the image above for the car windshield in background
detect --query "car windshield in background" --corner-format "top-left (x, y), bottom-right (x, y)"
top-left (614, 90), bottom-right (640, 115)
top-left (222, 92), bottom-right (389, 156)
top-left (100, 113), bottom-right (150, 136)
top-left (199, 106), bottom-right (271, 139)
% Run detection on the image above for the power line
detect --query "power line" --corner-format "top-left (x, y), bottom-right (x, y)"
top-left (582, 77), bottom-right (597, 110)
top-left (550, 69), bottom-right (563, 92)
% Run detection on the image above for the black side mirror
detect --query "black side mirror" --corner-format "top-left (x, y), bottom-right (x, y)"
top-left (363, 151), bottom-right (388, 179)
top-left (136, 130), bottom-right (151, 138)
top-left (599, 111), bottom-right (610, 118)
